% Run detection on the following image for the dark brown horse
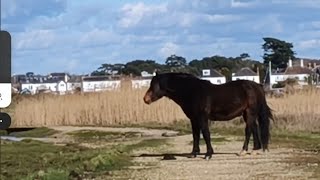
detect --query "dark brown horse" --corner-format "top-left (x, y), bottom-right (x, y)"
top-left (143, 72), bottom-right (273, 160)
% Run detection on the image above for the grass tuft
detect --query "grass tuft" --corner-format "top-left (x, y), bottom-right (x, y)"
top-left (67, 130), bottom-right (142, 142)
top-left (0, 135), bottom-right (168, 180)
top-left (8, 127), bottom-right (59, 138)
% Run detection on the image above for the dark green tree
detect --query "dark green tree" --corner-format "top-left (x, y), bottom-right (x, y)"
top-left (220, 67), bottom-right (231, 81)
top-left (91, 64), bottom-right (112, 76)
top-left (262, 37), bottom-right (296, 69)
top-left (239, 53), bottom-right (250, 60)
top-left (123, 60), bottom-right (164, 76)
top-left (165, 54), bottom-right (187, 72)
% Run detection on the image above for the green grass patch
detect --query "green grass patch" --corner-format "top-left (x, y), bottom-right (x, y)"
top-left (189, 137), bottom-right (230, 145)
top-left (210, 126), bottom-right (244, 137)
top-left (122, 120), bottom-right (244, 136)
top-left (0, 130), bottom-right (8, 136)
top-left (67, 130), bottom-right (142, 142)
top-left (8, 127), bottom-right (59, 138)
top-left (122, 120), bottom-right (192, 135)
top-left (124, 138), bottom-right (168, 152)
top-left (270, 130), bottom-right (320, 150)
top-left (0, 137), bottom-right (168, 180)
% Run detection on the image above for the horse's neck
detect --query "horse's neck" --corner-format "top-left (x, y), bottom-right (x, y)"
top-left (165, 82), bottom-right (196, 106)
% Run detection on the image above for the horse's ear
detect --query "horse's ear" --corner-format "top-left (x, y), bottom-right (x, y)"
top-left (154, 69), bottom-right (159, 76)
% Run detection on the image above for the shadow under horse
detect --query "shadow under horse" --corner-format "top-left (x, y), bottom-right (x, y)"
top-left (143, 72), bottom-right (274, 160)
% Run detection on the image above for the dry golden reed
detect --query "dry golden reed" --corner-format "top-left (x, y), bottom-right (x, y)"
top-left (267, 87), bottom-right (320, 131)
top-left (10, 81), bottom-right (186, 127)
top-left (7, 81), bottom-right (320, 131)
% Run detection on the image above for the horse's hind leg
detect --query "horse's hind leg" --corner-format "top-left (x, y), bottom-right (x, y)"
top-left (251, 120), bottom-right (262, 155)
top-left (239, 110), bottom-right (258, 156)
top-left (239, 124), bottom-right (251, 156)
top-left (200, 117), bottom-right (214, 160)
top-left (239, 109), bottom-right (262, 156)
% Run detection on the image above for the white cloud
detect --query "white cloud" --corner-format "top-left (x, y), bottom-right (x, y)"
top-left (179, 13), bottom-right (195, 27)
top-left (15, 30), bottom-right (56, 50)
top-left (252, 15), bottom-right (283, 33)
top-left (311, 21), bottom-right (320, 29)
top-left (205, 14), bottom-right (242, 23)
top-left (1, 0), bottom-right (18, 18)
top-left (79, 28), bottom-right (120, 47)
top-left (3, 0), bottom-right (320, 74)
top-left (158, 42), bottom-right (181, 58)
top-left (271, 0), bottom-right (320, 8)
top-left (118, 2), bottom-right (168, 28)
top-left (297, 39), bottom-right (320, 50)
top-left (231, 0), bottom-right (260, 8)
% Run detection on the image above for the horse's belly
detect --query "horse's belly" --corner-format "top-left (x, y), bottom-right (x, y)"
top-left (209, 106), bottom-right (244, 121)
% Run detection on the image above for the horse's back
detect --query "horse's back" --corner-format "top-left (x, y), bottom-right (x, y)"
top-left (209, 80), bottom-right (264, 106)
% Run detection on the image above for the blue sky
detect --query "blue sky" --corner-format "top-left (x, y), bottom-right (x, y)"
top-left (2, 0), bottom-right (320, 75)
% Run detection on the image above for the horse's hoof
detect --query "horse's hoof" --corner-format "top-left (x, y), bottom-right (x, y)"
top-left (204, 153), bottom-right (212, 160)
top-left (188, 153), bottom-right (198, 158)
top-left (205, 156), bottom-right (211, 161)
top-left (190, 151), bottom-right (200, 157)
top-left (250, 150), bottom-right (262, 156)
top-left (237, 150), bottom-right (248, 156)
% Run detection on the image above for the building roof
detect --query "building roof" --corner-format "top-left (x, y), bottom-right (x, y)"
top-left (201, 69), bottom-right (224, 77)
top-left (68, 76), bottom-right (82, 83)
top-left (284, 66), bottom-right (314, 75)
top-left (50, 72), bottom-right (69, 77)
top-left (234, 67), bottom-right (257, 76)
top-left (20, 76), bottom-right (65, 84)
top-left (293, 58), bottom-right (320, 68)
top-left (20, 79), bottom-right (61, 84)
top-left (82, 76), bottom-right (120, 82)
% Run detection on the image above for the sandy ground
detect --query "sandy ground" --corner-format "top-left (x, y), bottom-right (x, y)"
top-left (125, 134), bottom-right (317, 180)
top-left (21, 126), bottom-right (318, 180)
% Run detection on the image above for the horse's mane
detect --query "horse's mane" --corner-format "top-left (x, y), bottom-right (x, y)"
top-left (160, 72), bottom-right (200, 80)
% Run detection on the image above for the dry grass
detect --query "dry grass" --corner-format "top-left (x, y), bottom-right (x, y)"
top-left (8, 81), bottom-right (186, 127)
top-left (267, 87), bottom-right (320, 132)
top-left (5, 81), bottom-right (320, 132)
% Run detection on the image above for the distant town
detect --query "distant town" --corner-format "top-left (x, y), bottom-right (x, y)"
top-left (11, 57), bottom-right (320, 96)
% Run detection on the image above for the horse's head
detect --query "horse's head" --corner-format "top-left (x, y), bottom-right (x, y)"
top-left (143, 72), bottom-right (169, 104)
top-left (143, 72), bottom-right (198, 104)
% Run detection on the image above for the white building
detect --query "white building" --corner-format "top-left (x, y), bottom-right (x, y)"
top-left (57, 81), bottom-right (67, 95)
top-left (131, 71), bottom-right (155, 89)
top-left (20, 80), bottom-right (67, 95)
top-left (19, 74), bottom-right (82, 95)
top-left (131, 77), bottom-right (152, 89)
top-left (81, 76), bottom-right (121, 92)
top-left (200, 69), bottom-right (226, 85)
top-left (270, 59), bottom-right (314, 86)
top-left (232, 67), bottom-right (260, 83)
top-left (21, 81), bottom-right (57, 95)
top-left (67, 82), bottom-right (81, 92)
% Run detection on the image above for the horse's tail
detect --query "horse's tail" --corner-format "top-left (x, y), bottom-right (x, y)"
top-left (258, 97), bottom-right (273, 152)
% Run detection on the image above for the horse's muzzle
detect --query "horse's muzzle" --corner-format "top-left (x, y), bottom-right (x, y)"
top-left (143, 91), bottom-right (152, 104)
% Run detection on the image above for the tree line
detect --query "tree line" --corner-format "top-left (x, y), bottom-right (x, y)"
top-left (91, 37), bottom-right (296, 82)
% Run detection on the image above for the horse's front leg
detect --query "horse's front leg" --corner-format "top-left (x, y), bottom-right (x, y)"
top-left (190, 119), bottom-right (200, 157)
top-left (200, 117), bottom-right (214, 160)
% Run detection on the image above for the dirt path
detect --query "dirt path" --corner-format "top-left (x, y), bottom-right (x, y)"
top-left (50, 126), bottom-right (178, 137)
top-left (125, 134), bottom-right (317, 180)
top-left (30, 126), bottom-right (317, 179)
